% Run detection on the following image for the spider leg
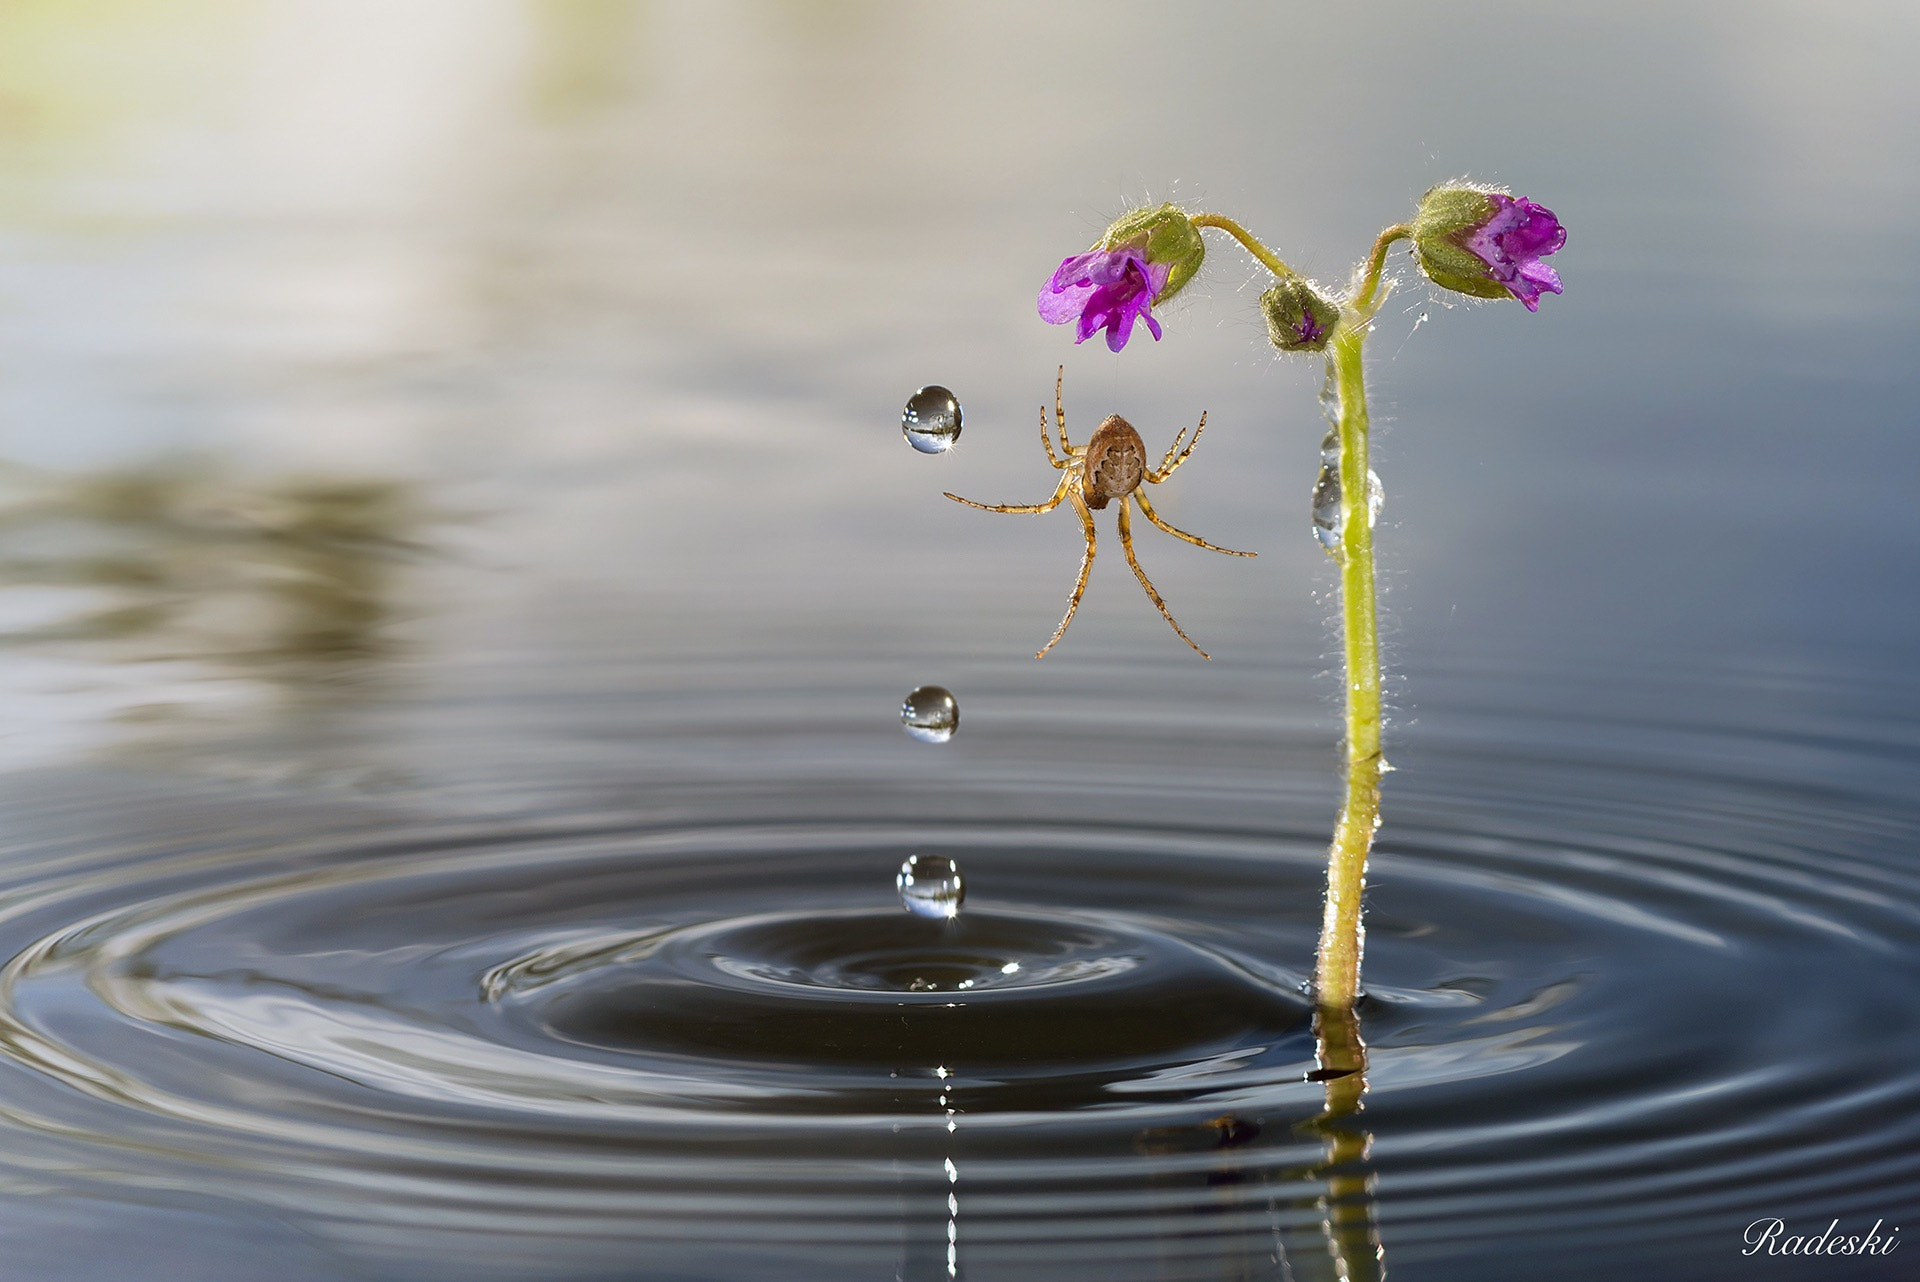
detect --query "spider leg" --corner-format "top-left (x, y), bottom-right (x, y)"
top-left (1039, 402), bottom-right (1066, 470)
top-left (1146, 410), bottom-right (1207, 483)
top-left (1036, 488), bottom-right (1097, 659)
top-left (1135, 489), bottom-right (1256, 557)
top-left (1053, 365), bottom-right (1071, 455)
top-left (946, 472), bottom-right (1072, 514)
top-left (1119, 499), bottom-right (1210, 659)
top-left (1154, 420), bottom-right (1193, 476)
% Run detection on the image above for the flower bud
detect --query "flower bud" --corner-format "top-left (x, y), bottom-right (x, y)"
top-left (1410, 184), bottom-right (1565, 312)
top-left (1098, 203), bottom-right (1205, 303)
top-left (1259, 277), bottom-right (1340, 353)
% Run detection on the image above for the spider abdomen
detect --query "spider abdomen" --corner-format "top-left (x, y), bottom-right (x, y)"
top-left (1081, 415), bottom-right (1146, 510)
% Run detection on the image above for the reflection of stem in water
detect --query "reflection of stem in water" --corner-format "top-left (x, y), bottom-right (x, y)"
top-left (1130, 1006), bottom-right (1386, 1281)
top-left (1302, 1003), bottom-right (1385, 1282)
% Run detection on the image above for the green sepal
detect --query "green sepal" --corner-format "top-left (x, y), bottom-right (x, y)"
top-left (1409, 185), bottom-right (1509, 300)
top-left (1099, 203), bottom-right (1205, 303)
top-left (1259, 277), bottom-right (1339, 353)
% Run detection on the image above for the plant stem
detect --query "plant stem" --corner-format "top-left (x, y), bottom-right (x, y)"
top-left (1352, 224), bottom-right (1410, 314)
top-left (1189, 213), bottom-right (1298, 280)
top-left (1189, 209), bottom-right (1397, 1008)
top-left (1313, 315), bottom-right (1383, 1011)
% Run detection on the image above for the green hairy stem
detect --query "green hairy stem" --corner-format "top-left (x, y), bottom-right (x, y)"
top-left (1194, 217), bottom-right (1410, 1011)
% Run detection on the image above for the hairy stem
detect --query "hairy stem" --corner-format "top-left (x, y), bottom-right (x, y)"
top-left (1353, 224), bottom-right (1410, 314)
top-left (1189, 213), bottom-right (1298, 281)
top-left (1313, 317), bottom-right (1383, 1011)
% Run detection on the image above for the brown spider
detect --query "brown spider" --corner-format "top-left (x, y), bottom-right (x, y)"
top-left (945, 367), bottom-right (1255, 660)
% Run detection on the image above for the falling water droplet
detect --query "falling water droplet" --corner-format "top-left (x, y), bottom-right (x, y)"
top-left (1311, 429), bottom-right (1383, 553)
top-left (903, 386), bottom-right (962, 454)
top-left (897, 855), bottom-right (965, 920)
top-left (901, 685), bottom-right (959, 743)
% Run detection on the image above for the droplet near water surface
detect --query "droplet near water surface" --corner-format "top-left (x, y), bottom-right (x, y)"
top-left (897, 854), bottom-right (966, 919)
top-left (903, 385), bottom-right (963, 454)
top-left (901, 685), bottom-right (959, 743)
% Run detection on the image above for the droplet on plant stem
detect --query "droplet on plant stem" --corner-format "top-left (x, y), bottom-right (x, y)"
top-left (1318, 367), bottom-right (1339, 426)
top-left (903, 386), bottom-right (962, 454)
top-left (901, 686), bottom-right (959, 743)
top-left (1310, 430), bottom-right (1383, 553)
top-left (1311, 450), bottom-right (1343, 552)
top-left (897, 855), bottom-right (965, 919)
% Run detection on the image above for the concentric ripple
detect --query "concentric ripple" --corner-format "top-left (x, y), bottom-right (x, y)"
top-left (0, 658), bottom-right (1915, 1280)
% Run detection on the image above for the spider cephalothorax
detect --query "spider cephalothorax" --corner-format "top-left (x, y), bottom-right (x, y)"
top-left (945, 367), bottom-right (1254, 659)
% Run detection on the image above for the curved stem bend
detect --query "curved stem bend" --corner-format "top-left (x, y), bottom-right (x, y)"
top-left (1189, 213), bottom-right (1297, 281)
top-left (1352, 224), bottom-right (1411, 316)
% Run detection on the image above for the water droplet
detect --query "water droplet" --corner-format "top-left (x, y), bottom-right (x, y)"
top-left (897, 855), bottom-right (965, 920)
top-left (903, 385), bottom-right (962, 454)
top-left (900, 685), bottom-right (959, 743)
top-left (1311, 479), bottom-right (1342, 549)
top-left (1310, 430), bottom-right (1382, 553)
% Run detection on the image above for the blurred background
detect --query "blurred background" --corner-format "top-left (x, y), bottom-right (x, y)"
top-left (2, 6), bottom-right (1918, 1279)
top-left (0, 0), bottom-right (1914, 768)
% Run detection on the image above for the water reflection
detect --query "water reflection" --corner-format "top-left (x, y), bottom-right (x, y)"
top-left (1303, 1004), bottom-right (1385, 1282)
top-left (1127, 1004), bottom-right (1385, 1282)
top-left (0, 463), bottom-right (423, 705)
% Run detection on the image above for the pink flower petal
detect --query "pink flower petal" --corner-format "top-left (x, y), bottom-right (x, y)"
top-left (1463, 193), bottom-right (1566, 310)
top-left (1036, 247), bottom-right (1166, 352)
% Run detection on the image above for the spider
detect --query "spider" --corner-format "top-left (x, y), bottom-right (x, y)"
top-left (945, 367), bottom-right (1255, 660)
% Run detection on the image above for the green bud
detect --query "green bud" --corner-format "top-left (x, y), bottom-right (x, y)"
top-left (1408, 184), bottom-right (1510, 301)
top-left (1259, 277), bottom-right (1340, 353)
top-left (1099, 203), bottom-right (1205, 303)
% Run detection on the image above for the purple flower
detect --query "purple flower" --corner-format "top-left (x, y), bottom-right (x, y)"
top-left (1461, 194), bottom-right (1565, 312)
top-left (1037, 248), bottom-right (1172, 352)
